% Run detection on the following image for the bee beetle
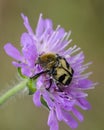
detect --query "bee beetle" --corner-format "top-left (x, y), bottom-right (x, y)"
top-left (31, 53), bottom-right (74, 90)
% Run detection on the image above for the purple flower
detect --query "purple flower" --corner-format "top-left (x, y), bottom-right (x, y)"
top-left (4, 13), bottom-right (96, 130)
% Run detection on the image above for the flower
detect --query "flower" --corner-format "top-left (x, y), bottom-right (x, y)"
top-left (4, 13), bottom-right (96, 130)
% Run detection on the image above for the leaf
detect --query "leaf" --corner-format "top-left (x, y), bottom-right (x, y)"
top-left (27, 79), bottom-right (37, 95)
top-left (18, 67), bottom-right (27, 79)
top-left (41, 96), bottom-right (50, 110)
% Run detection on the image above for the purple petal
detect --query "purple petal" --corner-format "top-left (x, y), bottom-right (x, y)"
top-left (43, 91), bottom-right (54, 108)
top-left (36, 14), bottom-right (45, 37)
top-left (62, 110), bottom-right (78, 129)
top-left (44, 19), bottom-right (53, 36)
top-left (33, 90), bottom-right (41, 107)
top-left (79, 79), bottom-right (94, 89)
top-left (52, 28), bottom-right (65, 44)
top-left (48, 109), bottom-right (59, 130)
top-left (70, 90), bottom-right (88, 98)
top-left (21, 66), bottom-right (33, 77)
top-left (53, 93), bottom-right (75, 111)
top-left (70, 51), bottom-right (84, 65)
top-left (44, 19), bottom-right (53, 37)
top-left (44, 19), bottom-right (53, 29)
top-left (21, 13), bottom-right (34, 36)
top-left (55, 103), bottom-right (63, 121)
top-left (36, 77), bottom-right (44, 89)
top-left (4, 43), bottom-right (22, 61)
top-left (76, 98), bottom-right (91, 110)
top-left (12, 61), bottom-right (24, 68)
top-left (21, 32), bottom-right (35, 46)
top-left (72, 107), bottom-right (84, 122)
top-left (21, 33), bottom-right (38, 67)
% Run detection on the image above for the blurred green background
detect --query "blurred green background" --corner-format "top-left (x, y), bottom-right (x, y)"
top-left (0, 0), bottom-right (104, 130)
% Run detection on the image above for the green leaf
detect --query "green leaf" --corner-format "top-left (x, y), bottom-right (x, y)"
top-left (17, 67), bottom-right (27, 79)
top-left (27, 79), bottom-right (37, 95)
top-left (41, 96), bottom-right (49, 110)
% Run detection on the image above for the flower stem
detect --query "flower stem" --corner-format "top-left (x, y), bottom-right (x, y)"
top-left (0, 80), bottom-right (28, 105)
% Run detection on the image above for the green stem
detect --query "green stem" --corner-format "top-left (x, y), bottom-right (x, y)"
top-left (0, 80), bottom-right (28, 105)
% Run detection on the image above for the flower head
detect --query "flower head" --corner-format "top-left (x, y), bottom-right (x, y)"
top-left (4, 13), bottom-right (96, 130)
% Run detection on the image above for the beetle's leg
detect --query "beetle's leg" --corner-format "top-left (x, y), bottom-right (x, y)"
top-left (56, 82), bottom-right (64, 92)
top-left (30, 70), bottom-right (49, 80)
top-left (46, 78), bottom-right (53, 90)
